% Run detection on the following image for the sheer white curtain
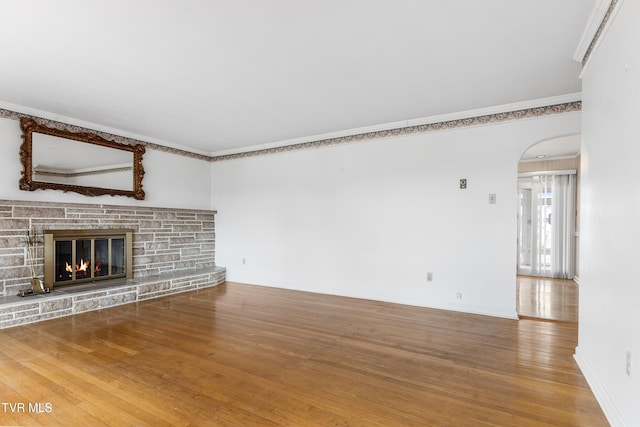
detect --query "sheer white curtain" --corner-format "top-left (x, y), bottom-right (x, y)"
top-left (518, 172), bottom-right (576, 278)
top-left (551, 174), bottom-right (576, 279)
top-left (529, 175), bottom-right (553, 277)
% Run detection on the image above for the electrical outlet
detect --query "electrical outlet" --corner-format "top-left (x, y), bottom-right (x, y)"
top-left (627, 351), bottom-right (632, 377)
top-left (489, 193), bottom-right (497, 204)
top-left (456, 292), bottom-right (462, 300)
top-left (242, 258), bottom-right (246, 265)
top-left (426, 272), bottom-right (433, 282)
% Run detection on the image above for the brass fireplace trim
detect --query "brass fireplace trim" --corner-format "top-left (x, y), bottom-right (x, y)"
top-left (44, 229), bottom-right (133, 288)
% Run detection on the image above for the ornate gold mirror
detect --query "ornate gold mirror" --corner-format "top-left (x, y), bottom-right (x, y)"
top-left (19, 118), bottom-right (145, 200)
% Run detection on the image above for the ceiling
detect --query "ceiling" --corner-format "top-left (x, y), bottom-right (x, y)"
top-left (0, 1), bottom-right (594, 155)
top-left (520, 134), bottom-right (582, 161)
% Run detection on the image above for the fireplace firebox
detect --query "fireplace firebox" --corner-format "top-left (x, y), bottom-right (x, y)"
top-left (44, 229), bottom-right (133, 289)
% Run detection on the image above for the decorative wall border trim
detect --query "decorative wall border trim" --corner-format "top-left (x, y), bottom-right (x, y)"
top-left (575, 0), bottom-right (623, 72)
top-left (2, 100), bottom-right (582, 164)
top-left (209, 101), bottom-right (582, 162)
top-left (582, 0), bottom-right (619, 66)
top-left (0, 108), bottom-right (211, 162)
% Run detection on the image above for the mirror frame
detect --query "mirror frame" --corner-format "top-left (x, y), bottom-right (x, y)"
top-left (19, 117), bottom-right (146, 200)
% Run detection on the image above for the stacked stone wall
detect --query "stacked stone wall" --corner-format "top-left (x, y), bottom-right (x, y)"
top-left (0, 200), bottom-right (216, 297)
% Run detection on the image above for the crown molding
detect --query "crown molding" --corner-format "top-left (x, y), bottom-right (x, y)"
top-left (574, 0), bottom-right (612, 62)
top-left (210, 94), bottom-right (581, 158)
top-left (574, 0), bottom-right (624, 77)
top-left (1, 94), bottom-right (582, 164)
top-left (210, 94), bottom-right (582, 162)
top-left (519, 154), bottom-right (580, 164)
top-left (0, 101), bottom-right (211, 159)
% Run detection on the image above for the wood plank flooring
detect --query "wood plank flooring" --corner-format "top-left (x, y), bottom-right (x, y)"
top-left (517, 276), bottom-right (579, 323)
top-left (0, 282), bottom-right (606, 426)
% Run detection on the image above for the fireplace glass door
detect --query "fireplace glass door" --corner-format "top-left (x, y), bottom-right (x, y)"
top-left (54, 240), bottom-right (73, 283)
top-left (45, 230), bottom-right (132, 288)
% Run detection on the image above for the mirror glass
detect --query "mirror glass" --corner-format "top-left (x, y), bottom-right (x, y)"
top-left (19, 118), bottom-right (145, 199)
top-left (32, 133), bottom-right (134, 191)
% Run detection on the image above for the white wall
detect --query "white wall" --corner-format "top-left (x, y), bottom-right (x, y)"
top-left (211, 112), bottom-right (580, 318)
top-left (576, 1), bottom-right (640, 425)
top-left (0, 117), bottom-right (212, 210)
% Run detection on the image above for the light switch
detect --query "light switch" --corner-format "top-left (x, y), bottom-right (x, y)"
top-left (489, 193), bottom-right (496, 204)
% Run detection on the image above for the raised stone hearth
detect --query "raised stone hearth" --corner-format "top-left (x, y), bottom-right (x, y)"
top-left (0, 199), bottom-right (225, 328)
top-left (0, 266), bottom-right (225, 329)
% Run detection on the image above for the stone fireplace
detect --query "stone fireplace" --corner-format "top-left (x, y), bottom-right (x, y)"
top-left (0, 199), bottom-right (221, 298)
top-left (44, 229), bottom-right (133, 289)
top-left (0, 199), bottom-right (226, 329)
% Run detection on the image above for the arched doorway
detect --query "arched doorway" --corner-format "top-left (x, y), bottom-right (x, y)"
top-left (516, 134), bottom-right (580, 322)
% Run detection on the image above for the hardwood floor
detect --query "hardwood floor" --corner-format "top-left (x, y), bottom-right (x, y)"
top-left (517, 276), bottom-right (579, 323)
top-left (0, 282), bottom-right (606, 426)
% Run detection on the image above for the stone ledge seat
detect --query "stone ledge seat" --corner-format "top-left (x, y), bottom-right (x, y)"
top-left (0, 266), bottom-right (226, 329)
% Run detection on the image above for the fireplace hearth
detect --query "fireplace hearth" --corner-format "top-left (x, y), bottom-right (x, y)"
top-left (44, 229), bottom-right (133, 289)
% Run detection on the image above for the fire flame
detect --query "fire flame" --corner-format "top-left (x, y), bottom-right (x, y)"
top-left (65, 259), bottom-right (91, 276)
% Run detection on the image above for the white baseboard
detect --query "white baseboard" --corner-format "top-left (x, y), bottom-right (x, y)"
top-left (574, 346), bottom-right (624, 426)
